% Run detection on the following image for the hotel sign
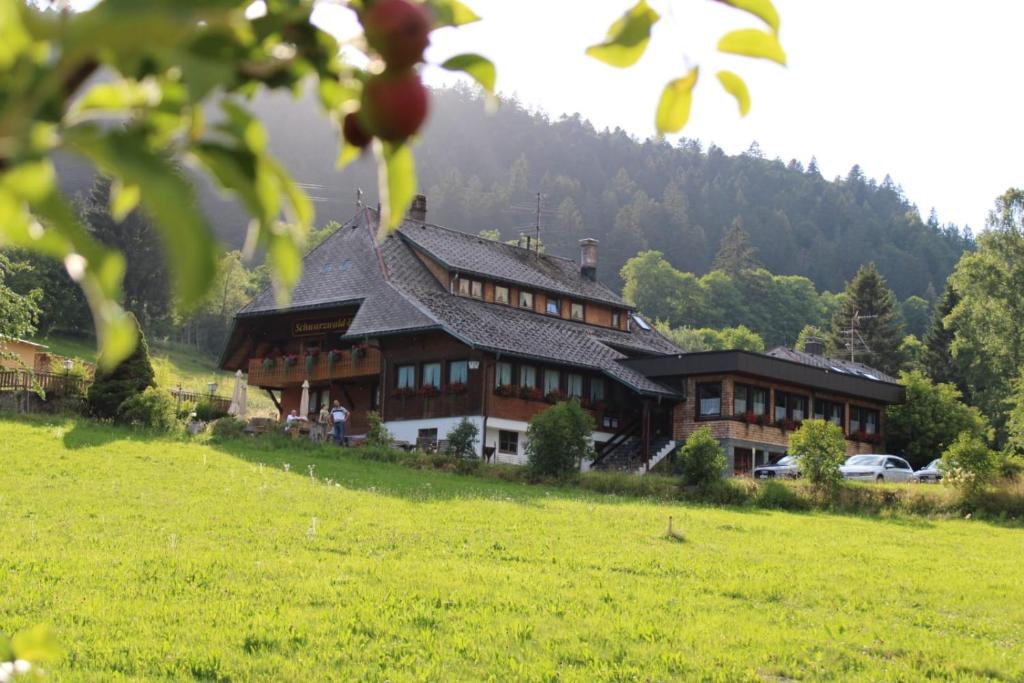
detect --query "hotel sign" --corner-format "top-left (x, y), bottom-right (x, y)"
top-left (291, 315), bottom-right (353, 337)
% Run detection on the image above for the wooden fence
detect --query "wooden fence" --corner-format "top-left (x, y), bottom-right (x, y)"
top-left (0, 369), bottom-right (89, 396)
top-left (169, 387), bottom-right (233, 413)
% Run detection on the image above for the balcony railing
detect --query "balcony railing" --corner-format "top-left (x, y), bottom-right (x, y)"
top-left (247, 349), bottom-right (381, 387)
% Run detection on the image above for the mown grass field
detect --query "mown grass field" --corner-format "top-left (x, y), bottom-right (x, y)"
top-left (2, 417), bottom-right (1022, 681)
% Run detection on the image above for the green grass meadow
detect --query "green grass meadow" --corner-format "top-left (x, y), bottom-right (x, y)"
top-left (1, 417), bottom-right (1022, 681)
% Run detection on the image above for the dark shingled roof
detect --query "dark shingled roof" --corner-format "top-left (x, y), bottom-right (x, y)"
top-left (228, 208), bottom-right (679, 396)
top-left (765, 347), bottom-right (898, 384)
top-left (398, 219), bottom-right (629, 307)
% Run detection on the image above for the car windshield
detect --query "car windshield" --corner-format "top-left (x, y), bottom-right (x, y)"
top-left (775, 456), bottom-right (796, 466)
top-left (846, 455), bottom-right (884, 466)
top-left (925, 459), bottom-right (941, 471)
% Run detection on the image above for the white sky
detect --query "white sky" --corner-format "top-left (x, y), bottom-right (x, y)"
top-left (74, 0), bottom-right (1024, 230)
top-left (316, 0), bottom-right (1024, 231)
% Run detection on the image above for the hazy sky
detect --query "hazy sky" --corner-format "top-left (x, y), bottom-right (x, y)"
top-left (315, 0), bottom-right (1023, 231)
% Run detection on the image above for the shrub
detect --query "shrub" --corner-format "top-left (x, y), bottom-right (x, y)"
top-left (454, 457), bottom-right (481, 475)
top-left (578, 471), bottom-right (679, 500)
top-left (210, 417), bottom-right (247, 439)
top-left (756, 480), bottom-right (809, 510)
top-left (526, 399), bottom-right (594, 480)
top-left (194, 399), bottom-right (228, 422)
top-left (676, 427), bottom-right (726, 487)
top-left (446, 417), bottom-right (479, 459)
top-left (941, 432), bottom-right (997, 497)
top-left (116, 386), bottom-right (175, 432)
top-left (365, 411), bottom-right (394, 448)
top-left (789, 419), bottom-right (846, 497)
top-left (691, 478), bottom-right (755, 506)
top-left (87, 314), bottom-right (155, 419)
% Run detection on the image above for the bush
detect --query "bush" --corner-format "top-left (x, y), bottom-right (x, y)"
top-left (789, 419), bottom-right (846, 496)
top-left (194, 399), bottom-right (228, 422)
top-left (116, 386), bottom-right (175, 432)
top-left (942, 432), bottom-right (997, 497)
top-left (526, 399), bottom-right (594, 480)
top-left (446, 417), bottom-right (479, 459)
top-left (676, 427), bottom-right (726, 487)
top-left (692, 478), bottom-right (755, 506)
top-left (996, 452), bottom-right (1024, 481)
top-left (87, 314), bottom-right (155, 419)
top-left (756, 480), bottom-right (809, 510)
top-left (365, 411), bottom-right (393, 448)
top-left (578, 471), bottom-right (680, 500)
top-left (210, 417), bottom-right (247, 439)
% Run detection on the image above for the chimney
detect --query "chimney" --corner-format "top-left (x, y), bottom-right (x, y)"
top-left (408, 194), bottom-right (427, 222)
top-left (579, 238), bottom-right (598, 281)
top-left (804, 337), bottom-right (825, 356)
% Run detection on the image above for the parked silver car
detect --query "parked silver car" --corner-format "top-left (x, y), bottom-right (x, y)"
top-left (753, 455), bottom-right (800, 479)
top-left (914, 458), bottom-right (944, 483)
top-left (840, 455), bottom-right (916, 483)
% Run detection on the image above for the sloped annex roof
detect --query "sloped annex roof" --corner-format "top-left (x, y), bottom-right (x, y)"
top-left (765, 347), bottom-right (899, 384)
top-left (224, 208), bottom-right (680, 397)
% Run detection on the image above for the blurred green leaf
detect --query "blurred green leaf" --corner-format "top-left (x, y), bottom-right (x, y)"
top-left (716, 70), bottom-right (750, 116)
top-left (266, 230), bottom-right (302, 304)
top-left (0, 0), bottom-right (32, 70)
top-left (69, 80), bottom-right (162, 118)
top-left (336, 141), bottom-right (362, 169)
top-left (718, 28), bottom-right (787, 65)
top-left (109, 180), bottom-right (141, 222)
top-left (716, 0), bottom-right (780, 32)
top-left (440, 53), bottom-right (496, 93)
top-left (376, 141), bottom-right (416, 234)
top-left (428, 0), bottom-right (481, 28)
top-left (656, 67), bottom-right (699, 134)
top-left (586, 0), bottom-right (660, 68)
top-left (64, 127), bottom-right (218, 311)
top-left (10, 625), bottom-right (61, 664)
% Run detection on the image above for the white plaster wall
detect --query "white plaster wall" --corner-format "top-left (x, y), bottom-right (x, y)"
top-left (384, 416), bottom-right (484, 451)
top-left (483, 417), bottom-right (615, 467)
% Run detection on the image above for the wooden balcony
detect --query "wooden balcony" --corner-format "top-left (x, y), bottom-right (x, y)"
top-left (247, 349), bottom-right (381, 388)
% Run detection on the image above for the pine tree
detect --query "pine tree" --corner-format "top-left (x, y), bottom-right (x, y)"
top-left (713, 218), bottom-right (760, 274)
top-left (922, 280), bottom-right (964, 390)
top-left (828, 263), bottom-right (905, 374)
top-left (87, 314), bottom-right (157, 419)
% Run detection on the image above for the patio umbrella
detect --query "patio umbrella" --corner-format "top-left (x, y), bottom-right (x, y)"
top-left (299, 379), bottom-right (310, 418)
top-left (228, 369), bottom-right (247, 418)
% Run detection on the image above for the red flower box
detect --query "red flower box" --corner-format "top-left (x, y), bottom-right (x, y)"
top-left (518, 386), bottom-right (544, 401)
top-left (444, 382), bottom-right (468, 395)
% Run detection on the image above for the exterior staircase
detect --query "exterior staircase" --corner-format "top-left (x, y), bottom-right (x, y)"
top-left (591, 435), bottom-right (677, 474)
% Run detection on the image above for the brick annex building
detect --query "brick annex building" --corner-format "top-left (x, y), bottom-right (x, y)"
top-left (220, 198), bottom-right (904, 474)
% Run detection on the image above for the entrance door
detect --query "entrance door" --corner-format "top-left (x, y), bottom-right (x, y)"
top-left (733, 447), bottom-right (754, 475)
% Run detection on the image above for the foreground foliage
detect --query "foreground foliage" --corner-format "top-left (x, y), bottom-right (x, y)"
top-left (2, 417), bottom-right (1023, 681)
top-left (789, 419), bottom-right (846, 495)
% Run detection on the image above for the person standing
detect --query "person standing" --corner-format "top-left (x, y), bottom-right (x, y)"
top-left (330, 400), bottom-right (350, 446)
top-left (316, 403), bottom-right (331, 442)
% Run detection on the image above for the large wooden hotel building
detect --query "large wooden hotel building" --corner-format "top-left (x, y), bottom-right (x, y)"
top-left (220, 198), bottom-right (903, 473)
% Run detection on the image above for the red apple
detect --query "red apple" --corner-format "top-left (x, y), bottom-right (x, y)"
top-left (342, 112), bottom-right (372, 148)
top-left (360, 70), bottom-right (429, 141)
top-left (362, 0), bottom-right (432, 69)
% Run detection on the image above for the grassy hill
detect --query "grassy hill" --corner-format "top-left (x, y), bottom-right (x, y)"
top-left (32, 335), bottom-right (275, 416)
top-left (1, 417), bottom-right (1022, 681)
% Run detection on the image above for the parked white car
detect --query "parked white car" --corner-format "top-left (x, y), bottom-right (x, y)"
top-left (840, 454), bottom-right (915, 483)
top-left (753, 455), bottom-right (800, 479)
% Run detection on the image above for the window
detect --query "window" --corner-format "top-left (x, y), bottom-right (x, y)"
top-left (422, 362), bottom-right (442, 389)
top-left (498, 430), bottom-right (519, 454)
top-left (570, 302), bottom-right (584, 321)
top-left (590, 377), bottom-right (605, 402)
top-left (813, 399), bottom-right (844, 427)
top-left (612, 311), bottom-right (620, 328)
top-left (734, 384), bottom-right (767, 416)
top-left (448, 360), bottom-right (468, 385)
top-left (519, 291), bottom-right (534, 309)
top-left (494, 286), bottom-right (509, 305)
top-left (850, 406), bottom-right (879, 434)
top-left (397, 365), bottom-right (416, 389)
top-left (470, 280), bottom-right (483, 299)
top-left (417, 428), bottom-right (438, 449)
top-left (567, 373), bottom-right (583, 398)
top-left (697, 382), bottom-right (722, 418)
top-left (520, 365), bottom-right (536, 389)
top-left (775, 391), bottom-right (809, 422)
top-left (495, 361), bottom-right (513, 388)
top-left (543, 369), bottom-right (560, 394)
top-left (546, 297), bottom-right (560, 315)
top-left (631, 314), bottom-right (651, 330)
top-left (457, 278), bottom-right (470, 296)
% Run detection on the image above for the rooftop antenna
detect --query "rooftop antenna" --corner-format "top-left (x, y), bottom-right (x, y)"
top-left (841, 310), bottom-right (876, 362)
top-left (506, 191), bottom-right (554, 253)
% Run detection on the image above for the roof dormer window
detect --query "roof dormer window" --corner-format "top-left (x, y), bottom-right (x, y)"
top-left (546, 297), bottom-right (560, 316)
